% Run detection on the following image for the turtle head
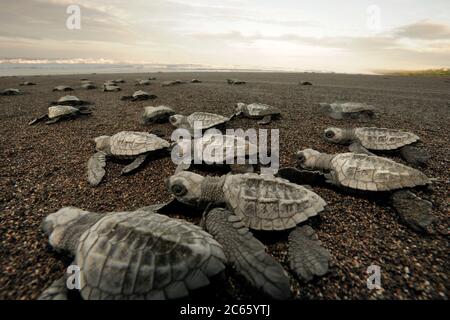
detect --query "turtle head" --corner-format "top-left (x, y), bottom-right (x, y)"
top-left (235, 102), bottom-right (246, 115)
top-left (323, 127), bottom-right (350, 144)
top-left (296, 148), bottom-right (322, 169)
top-left (94, 135), bottom-right (111, 154)
top-left (42, 207), bottom-right (89, 251)
top-left (165, 171), bottom-right (205, 206)
top-left (169, 114), bottom-right (186, 128)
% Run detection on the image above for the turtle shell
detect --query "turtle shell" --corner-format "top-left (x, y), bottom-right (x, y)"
top-left (2, 88), bottom-right (22, 95)
top-left (330, 102), bottom-right (375, 113)
top-left (176, 134), bottom-right (257, 164)
top-left (48, 105), bottom-right (79, 119)
top-left (223, 173), bottom-right (326, 231)
top-left (53, 85), bottom-right (73, 92)
top-left (110, 131), bottom-right (169, 157)
top-left (244, 103), bottom-right (281, 118)
top-left (186, 112), bottom-right (230, 130)
top-left (354, 127), bottom-right (420, 151)
top-left (75, 210), bottom-right (226, 299)
top-left (56, 95), bottom-right (82, 105)
top-left (103, 84), bottom-right (121, 92)
top-left (143, 106), bottom-right (175, 123)
top-left (329, 153), bottom-right (430, 191)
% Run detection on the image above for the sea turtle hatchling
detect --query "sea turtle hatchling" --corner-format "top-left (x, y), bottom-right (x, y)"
top-left (323, 127), bottom-right (430, 166)
top-left (227, 79), bottom-right (246, 85)
top-left (166, 172), bottom-right (330, 286)
top-left (87, 131), bottom-right (170, 186)
top-left (102, 83), bottom-right (121, 92)
top-left (142, 106), bottom-right (175, 124)
top-left (172, 133), bottom-right (258, 173)
top-left (121, 90), bottom-right (157, 101)
top-left (162, 80), bottom-right (184, 87)
top-left (1, 88), bottom-right (22, 96)
top-left (52, 85), bottom-right (73, 92)
top-left (28, 105), bottom-right (92, 125)
top-left (81, 83), bottom-right (96, 90)
top-left (135, 79), bottom-right (151, 85)
top-left (319, 102), bottom-right (378, 120)
top-left (20, 81), bottom-right (36, 86)
top-left (51, 95), bottom-right (88, 106)
top-left (191, 79), bottom-right (202, 83)
top-left (235, 102), bottom-right (281, 125)
top-left (37, 205), bottom-right (226, 300)
top-left (289, 149), bottom-right (435, 233)
top-left (169, 112), bottom-right (233, 133)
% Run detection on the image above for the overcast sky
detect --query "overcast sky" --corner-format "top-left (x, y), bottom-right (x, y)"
top-left (1, 0), bottom-right (449, 73)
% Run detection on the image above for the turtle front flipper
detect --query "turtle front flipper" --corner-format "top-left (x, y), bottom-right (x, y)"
top-left (349, 142), bottom-right (375, 156)
top-left (38, 276), bottom-right (68, 300)
top-left (122, 153), bottom-right (148, 174)
top-left (87, 152), bottom-right (107, 186)
top-left (276, 167), bottom-right (326, 186)
top-left (45, 118), bottom-right (60, 125)
top-left (391, 190), bottom-right (436, 234)
top-left (205, 208), bottom-right (291, 300)
top-left (399, 145), bottom-right (430, 166)
top-left (28, 114), bottom-right (47, 125)
top-left (257, 115), bottom-right (272, 125)
top-left (288, 225), bottom-right (330, 281)
top-left (175, 161), bottom-right (191, 174)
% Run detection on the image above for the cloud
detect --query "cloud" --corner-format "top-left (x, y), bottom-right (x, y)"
top-left (393, 21), bottom-right (450, 40)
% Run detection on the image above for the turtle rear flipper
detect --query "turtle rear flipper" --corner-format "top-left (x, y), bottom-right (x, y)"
top-left (122, 154), bottom-right (148, 174)
top-left (205, 208), bottom-right (291, 300)
top-left (399, 145), bottom-right (430, 166)
top-left (348, 142), bottom-right (375, 156)
top-left (87, 152), bottom-right (107, 186)
top-left (257, 115), bottom-right (272, 125)
top-left (28, 114), bottom-right (47, 125)
top-left (391, 190), bottom-right (435, 234)
top-left (276, 167), bottom-right (326, 186)
top-left (288, 225), bottom-right (330, 282)
top-left (38, 276), bottom-right (68, 300)
top-left (46, 118), bottom-right (60, 124)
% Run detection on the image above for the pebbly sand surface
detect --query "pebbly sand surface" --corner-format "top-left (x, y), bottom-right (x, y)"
top-left (0, 72), bottom-right (449, 300)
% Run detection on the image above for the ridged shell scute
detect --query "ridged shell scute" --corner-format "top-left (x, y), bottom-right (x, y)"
top-left (186, 112), bottom-right (229, 129)
top-left (223, 173), bottom-right (326, 231)
top-left (330, 153), bottom-right (430, 191)
top-left (110, 131), bottom-right (169, 156)
top-left (355, 127), bottom-right (420, 151)
top-left (48, 105), bottom-right (78, 119)
top-left (75, 210), bottom-right (226, 300)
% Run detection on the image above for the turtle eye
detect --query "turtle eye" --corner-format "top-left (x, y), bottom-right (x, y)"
top-left (171, 184), bottom-right (187, 196)
top-left (296, 152), bottom-right (305, 163)
top-left (325, 130), bottom-right (335, 138)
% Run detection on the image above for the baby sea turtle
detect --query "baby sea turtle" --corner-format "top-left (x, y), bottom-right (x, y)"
top-left (102, 83), bottom-right (121, 92)
top-left (169, 112), bottom-right (232, 133)
top-left (166, 172), bottom-right (330, 286)
top-left (299, 81), bottom-right (312, 86)
top-left (28, 105), bottom-right (92, 125)
top-left (288, 149), bottom-right (435, 233)
top-left (323, 127), bottom-right (430, 166)
top-left (1, 88), bottom-right (22, 96)
top-left (52, 85), bottom-right (73, 92)
top-left (136, 79), bottom-right (151, 85)
top-left (20, 81), bottom-right (36, 86)
top-left (162, 80), bottom-right (184, 87)
top-left (235, 102), bottom-right (281, 124)
top-left (38, 205), bottom-right (226, 300)
top-left (81, 83), bottom-right (96, 90)
top-left (227, 79), bottom-right (246, 85)
top-left (121, 90), bottom-right (157, 101)
top-left (173, 133), bottom-right (258, 173)
top-left (87, 131), bottom-right (170, 186)
top-left (51, 95), bottom-right (88, 106)
top-left (319, 102), bottom-right (378, 120)
top-left (142, 106), bottom-right (175, 124)
top-left (191, 79), bottom-right (202, 83)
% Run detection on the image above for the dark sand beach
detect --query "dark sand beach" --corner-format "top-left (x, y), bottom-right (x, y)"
top-left (0, 72), bottom-right (448, 300)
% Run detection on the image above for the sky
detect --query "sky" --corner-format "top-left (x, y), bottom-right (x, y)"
top-left (0, 0), bottom-right (449, 73)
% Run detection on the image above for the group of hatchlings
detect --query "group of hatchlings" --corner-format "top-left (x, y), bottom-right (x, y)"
top-left (8, 78), bottom-right (435, 300)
